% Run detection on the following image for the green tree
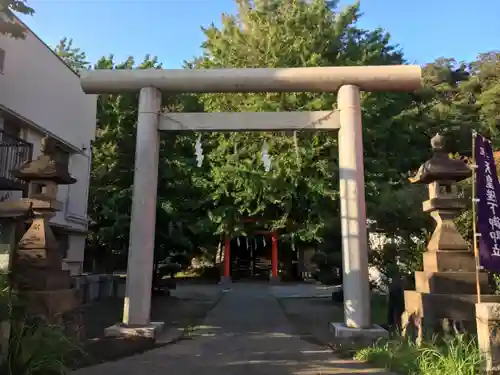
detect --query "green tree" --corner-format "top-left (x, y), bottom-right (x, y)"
top-left (54, 37), bottom-right (90, 71)
top-left (0, 0), bottom-right (34, 38)
top-left (51, 5), bottom-right (500, 286)
top-left (191, 0), bottom-right (422, 257)
top-left (55, 37), bottom-right (219, 273)
top-left (371, 53), bottom-right (500, 281)
top-left (85, 55), bottom-right (212, 272)
top-left (367, 58), bottom-right (482, 280)
top-left (190, 0), bottom-right (500, 284)
top-left (453, 52), bottom-right (500, 242)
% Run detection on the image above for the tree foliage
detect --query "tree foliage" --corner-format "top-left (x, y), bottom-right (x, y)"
top-left (192, 0), bottom-right (412, 248)
top-left (55, 40), bottom-right (211, 270)
top-left (54, 0), bottom-right (500, 279)
top-left (54, 38), bottom-right (90, 71)
top-left (0, 0), bottom-right (34, 38)
top-left (87, 56), bottom-right (210, 271)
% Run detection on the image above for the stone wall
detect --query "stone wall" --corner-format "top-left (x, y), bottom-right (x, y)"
top-left (72, 274), bottom-right (126, 304)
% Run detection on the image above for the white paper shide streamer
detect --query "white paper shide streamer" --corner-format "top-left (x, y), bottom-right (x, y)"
top-left (195, 134), bottom-right (204, 167)
top-left (261, 140), bottom-right (272, 172)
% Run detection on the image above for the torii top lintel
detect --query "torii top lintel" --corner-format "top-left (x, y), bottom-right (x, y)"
top-left (79, 65), bottom-right (422, 94)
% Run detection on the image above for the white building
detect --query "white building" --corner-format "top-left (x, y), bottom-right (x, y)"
top-left (0, 18), bottom-right (97, 275)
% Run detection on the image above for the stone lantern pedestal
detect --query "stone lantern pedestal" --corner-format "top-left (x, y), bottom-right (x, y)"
top-left (0, 137), bottom-right (83, 336)
top-left (405, 134), bottom-right (500, 333)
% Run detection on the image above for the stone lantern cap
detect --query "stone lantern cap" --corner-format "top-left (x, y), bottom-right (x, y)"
top-left (11, 136), bottom-right (76, 185)
top-left (409, 133), bottom-right (471, 184)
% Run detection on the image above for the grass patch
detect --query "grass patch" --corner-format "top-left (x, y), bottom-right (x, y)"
top-left (0, 273), bottom-right (83, 375)
top-left (2, 320), bottom-right (84, 375)
top-left (175, 271), bottom-right (198, 278)
top-left (354, 333), bottom-right (481, 375)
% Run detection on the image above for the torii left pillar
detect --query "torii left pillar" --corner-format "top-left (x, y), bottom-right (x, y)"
top-left (104, 87), bottom-right (165, 338)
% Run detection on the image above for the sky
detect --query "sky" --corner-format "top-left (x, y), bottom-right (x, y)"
top-left (18, 0), bottom-right (500, 68)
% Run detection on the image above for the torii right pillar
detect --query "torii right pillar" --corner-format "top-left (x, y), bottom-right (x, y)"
top-left (332, 85), bottom-right (388, 341)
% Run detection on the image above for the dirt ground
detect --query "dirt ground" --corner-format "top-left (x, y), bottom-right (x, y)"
top-left (73, 283), bottom-right (223, 369)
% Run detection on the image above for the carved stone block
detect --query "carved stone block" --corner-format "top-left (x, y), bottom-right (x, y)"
top-left (422, 250), bottom-right (476, 272)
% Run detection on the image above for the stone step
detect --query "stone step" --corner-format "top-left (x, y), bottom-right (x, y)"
top-left (404, 290), bottom-right (500, 322)
top-left (423, 250), bottom-right (476, 272)
top-left (415, 271), bottom-right (491, 294)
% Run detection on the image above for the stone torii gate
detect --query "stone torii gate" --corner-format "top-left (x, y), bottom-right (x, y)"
top-left (79, 65), bottom-right (422, 338)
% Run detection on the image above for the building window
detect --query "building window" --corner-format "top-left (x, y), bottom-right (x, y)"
top-left (2, 120), bottom-right (20, 140)
top-left (0, 48), bottom-right (5, 73)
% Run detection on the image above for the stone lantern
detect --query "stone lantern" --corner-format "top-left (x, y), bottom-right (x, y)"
top-left (4, 136), bottom-right (82, 332)
top-left (404, 134), bottom-right (500, 331)
top-left (409, 133), bottom-right (472, 254)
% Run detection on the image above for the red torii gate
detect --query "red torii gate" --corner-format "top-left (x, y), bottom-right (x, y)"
top-left (222, 217), bottom-right (279, 282)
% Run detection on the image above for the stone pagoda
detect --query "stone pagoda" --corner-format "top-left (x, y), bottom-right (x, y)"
top-left (404, 133), bottom-right (500, 331)
top-left (2, 136), bottom-right (82, 330)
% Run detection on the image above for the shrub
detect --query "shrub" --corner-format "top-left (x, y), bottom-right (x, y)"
top-left (198, 266), bottom-right (220, 281)
top-left (311, 251), bottom-right (327, 266)
top-left (0, 273), bottom-right (84, 375)
top-left (1, 318), bottom-right (84, 375)
top-left (354, 333), bottom-right (480, 375)
top-left (0, 273), bottom-right (10, 322)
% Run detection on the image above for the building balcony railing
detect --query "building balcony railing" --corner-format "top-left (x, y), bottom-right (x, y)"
top-left (0, 130), bottom-right (33, 191)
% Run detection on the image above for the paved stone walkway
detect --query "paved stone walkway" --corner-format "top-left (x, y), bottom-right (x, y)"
top-left (269, 283), bottom-right (341, 299)
top-left (72, 283), bottom-right (392, 374)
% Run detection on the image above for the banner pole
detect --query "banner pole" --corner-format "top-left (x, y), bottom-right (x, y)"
top-left (472, 131), bottom-right (482, 304)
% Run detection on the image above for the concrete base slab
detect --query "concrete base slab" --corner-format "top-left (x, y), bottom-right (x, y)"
top-left (105, 322), bottom-right (164, 339)
top-left (269, 275), bottom-right (280, 284)
top-left (330, 322), bottom-right (388, 344)
top-left (219, 276), bottom-right (232, 285)
top-left (155, 327), bottom-right (185, 344)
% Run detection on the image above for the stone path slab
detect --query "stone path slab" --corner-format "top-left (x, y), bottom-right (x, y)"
top-left (269, 283), bottom-right (341, 299)
top-left (72, 283), bottom-right (393, 375)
